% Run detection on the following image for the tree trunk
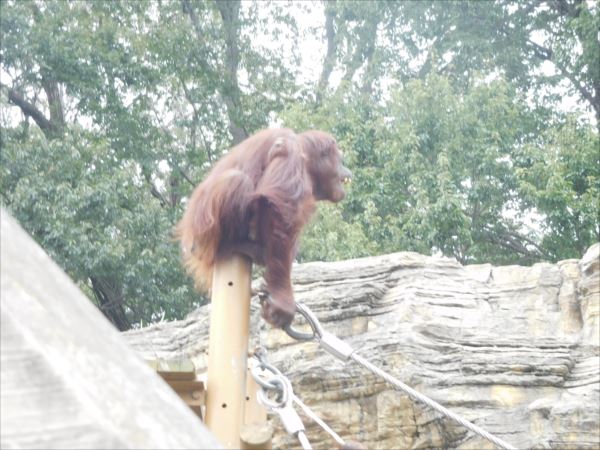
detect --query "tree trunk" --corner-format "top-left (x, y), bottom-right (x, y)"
top-left (6, 84), bottom-right (64, 140)
top-left (317, 1), bottom-right (338, 102)
top-left (42, 76), bottom-right (65, 132)
top-left (214, 0), bottom-right (248, 145)
top-left (90, 276), bottom-right (131, 331)
top-left (181, 0), bottom-right (248, 145)
top-left (335, 15), bottom-right (380, 97)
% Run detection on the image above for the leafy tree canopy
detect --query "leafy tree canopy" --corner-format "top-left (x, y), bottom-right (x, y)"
top-left (1, 0), bottom-right (597, 329)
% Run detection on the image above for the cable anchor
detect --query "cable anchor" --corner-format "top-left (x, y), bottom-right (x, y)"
top-left (284, 303), bottom-right (354, 360)
top-left (251, 356), bottom-right (312, 450)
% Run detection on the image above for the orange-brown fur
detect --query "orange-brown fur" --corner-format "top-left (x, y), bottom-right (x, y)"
top-left (177, 128), bottom-right (351, 327)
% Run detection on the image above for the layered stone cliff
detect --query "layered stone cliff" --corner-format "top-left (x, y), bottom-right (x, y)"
top-left (125, 244), bottom-right (599, 449)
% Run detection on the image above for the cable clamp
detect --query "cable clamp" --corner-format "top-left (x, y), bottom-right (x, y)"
top-left (285, 303), bottom-right (355, 360)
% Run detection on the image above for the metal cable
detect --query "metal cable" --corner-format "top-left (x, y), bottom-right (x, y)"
top-left (292, 395), bottom-right (345, 446)
top-left (285, 303), bottom-right (516, 450)
top-left (297, 431), bottom-right (312, 450)
top-left (251, 353), bottom-right (345, 448)
top-left (350, 352), bottom-right (516, 450)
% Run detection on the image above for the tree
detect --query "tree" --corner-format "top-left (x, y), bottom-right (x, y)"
top-left (1, 1), bottom-right (182, 329)
top-left (286, 69), bottom-right (598, 265)
top-left (0, 0), bottom-right (301, 329)
top-left (292, 0), bottom-right (598, 264)
top-left (1, 0), bottom-right (597, 329)
top-left (516, 117), bottom-right (600, 259)
top-left (313, 1), bottom-right (599, 125)
top-left (0, 128), bottom-right (197, 329)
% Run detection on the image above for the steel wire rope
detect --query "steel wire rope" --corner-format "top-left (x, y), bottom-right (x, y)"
top-left (285, 303), bottom-right (517, 450)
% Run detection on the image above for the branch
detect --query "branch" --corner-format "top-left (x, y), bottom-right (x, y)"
top-left (176, 165), bottom-right (196, 187)
top-left (177, 75), bottom-right (214, 162)
top-left (41, 76), bottom-right (65, 130)
top-left (149, 182), bottom-right (169, 207)
top-left (360, 33), bottom-right (377, 95)
top-left (482, 226), bottom-right (550, 260)
top-left (526, 38), bottom-right (553, 61)
top-left (497, 2), bottom-right (597, 118)
top-left (335, 18), bottom-right (379, 96)
top-left (182, 0), bottom-right (247, 144)
top-left (89, 276), bottom-right (130, 331)
top-left (527, 38), bottom-right (596, 110)
top-left (416, 36), bottom-right (439, 79)
top-left (317, 1), bottom-right (337, 99)
top-left (504, 229), bottom-right (550, 258)
top-left (214, 0), bottom-right (248, 144)
top-left (2, 84), bottom-right (54, 136)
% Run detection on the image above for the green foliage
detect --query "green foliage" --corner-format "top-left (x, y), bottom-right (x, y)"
top-left (387, 75), bottom-right (530, 263)
top-left (298, 203), bottom-right (376, 262)
top-left (517, 118), bottom-right (600, 259)
top-left (0, 127), bottom-right (198, 328)
top-left (284, 75), bottom-right (573, 265)
top-left (1, 0), bottom-right (598, 329)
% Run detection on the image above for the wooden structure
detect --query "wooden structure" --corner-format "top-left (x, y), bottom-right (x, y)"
top-left (0, 208), bottom-right (219, 449)
top-left (147, 254), bottom-right (272, 449)
top-left (204, 255), bottom-right (254, 448)
top-left (148, 359), bottom-right (205, 419)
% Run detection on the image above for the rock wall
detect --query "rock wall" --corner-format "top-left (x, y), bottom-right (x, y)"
top-left (124, 244), bottom-right (599, 449)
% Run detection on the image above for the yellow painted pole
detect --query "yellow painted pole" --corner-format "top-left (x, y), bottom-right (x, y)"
top-left (205, 254), bottom-right (252, 449)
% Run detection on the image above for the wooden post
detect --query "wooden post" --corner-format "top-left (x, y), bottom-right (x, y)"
top-left (205, 254), bottom-right (252, 449)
